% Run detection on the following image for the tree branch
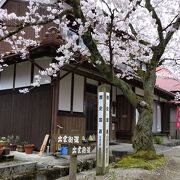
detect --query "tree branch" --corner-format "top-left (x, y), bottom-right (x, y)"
top-left (108, 10), bottom-right (115, 74)
top-left (69, 0), bottom-right (140, 108)
top-left (0, 9), bottom-right (72, 42)
top-left (163, 14), bottom-right (179, 31)
top-left (145, 0), bottom-right (164, 42)
top-left (164, 16), bottom-right (180, 45)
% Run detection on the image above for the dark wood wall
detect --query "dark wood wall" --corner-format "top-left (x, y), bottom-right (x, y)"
top-left (57, 115), bottom-right (86, 136)
top-left (85, 92), bottom-right (97, 136)
top-left (116, 95), bottom-right (134, 140)
top-left (0, 85), bottom-right (52, 149)
top-left (161, 102), bottom-right (170, 134)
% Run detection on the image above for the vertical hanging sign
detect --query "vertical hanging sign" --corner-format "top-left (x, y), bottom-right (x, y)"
top-left (105, 92), bottom-right (110, 167)
top-left (176, 106), bottom-right (180, 129)
top-left (96, 84), bottom-right (110, 175)
top-left (97, 91), bottom-right (104, 167)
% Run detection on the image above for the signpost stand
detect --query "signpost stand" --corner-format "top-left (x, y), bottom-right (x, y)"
top-left (69, 155), bottom-right (77, 180)
top-left (55, 134), bottom-right (93, 180)
top-left (96, 84), bottom-right (110, 175)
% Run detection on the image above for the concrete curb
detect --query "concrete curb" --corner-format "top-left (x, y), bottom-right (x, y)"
top-left (0, 162), bottom-right (37, 179)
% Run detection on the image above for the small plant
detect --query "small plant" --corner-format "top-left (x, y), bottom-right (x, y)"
top-left (0, 137), bottom-right (8, 147)
top-left (0, 137), bottom-right (6, 141)
top-left (153, 135), bottom-right (163, 144)
top-left (15, 136), bottom-right (20, 144)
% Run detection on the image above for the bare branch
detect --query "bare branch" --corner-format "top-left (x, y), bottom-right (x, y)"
top-left (164, 16), bottom-right (180, 45)
top-left (163, 14), bottom-right (179, 31)
top-left (125, 0), bottom-right (143, 20)
top-left (145, 0), bottom-right (164, 42)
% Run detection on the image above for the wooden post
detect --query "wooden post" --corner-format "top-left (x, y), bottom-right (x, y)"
top-left (50, 78), bottom-right (59, 152)
top-left (96, 84), bottom-right (110, 175)
top-left (69, 155), bottom-right (77, 180)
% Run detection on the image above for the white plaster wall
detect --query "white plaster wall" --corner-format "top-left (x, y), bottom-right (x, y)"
top-left (15, 61), bottom-right (31, 88)
top-left (152, 102), bottom-right (162, 133)
top-left (0, 65), bottom-right (14, 90)
top-left (156, 104), bottom-right (161, 132)
top-left (135, 109), bottom-right (139, 125)
top-left (34, 57), bottom-right (51, 84)
top-left (73, 74), bottom-right (84, 112)
top-left (58, 71), bottom-right (72, 111)
top-left (154, 95), bottom-right (159, 101)
top-left (135, 87), bottom-right (144, 96)
top-left (160, 97), bottom-right (167, 102)
top-left (86, 78), bottom-right (99, 86)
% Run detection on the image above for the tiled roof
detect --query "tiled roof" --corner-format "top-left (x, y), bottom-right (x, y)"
top-left (156, 67), bottom-right (180, 92)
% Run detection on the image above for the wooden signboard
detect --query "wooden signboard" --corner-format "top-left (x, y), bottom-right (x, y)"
top-left (39, 134), bottom-right (49, 156)
top-left (69, 145), bottom-right (92, 155)
top-left (176, 107), bottom-right (180, 129)
top-left (57, 135), bottom-right (82, 145)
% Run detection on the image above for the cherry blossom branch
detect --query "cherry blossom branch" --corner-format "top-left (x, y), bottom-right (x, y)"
top-left (69, 0), bottom-right (140, 108)
top-left (0, 9), bottom-right (72, 42)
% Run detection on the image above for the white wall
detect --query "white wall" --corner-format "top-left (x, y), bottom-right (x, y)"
top-left (34, 57), bottom-right (51, 84)
top-left (160, 97), bottom-right (167, 102)
top-left (58, 73), bottom-right (85, 112)
top-left (15, 61), bottom-right (31, 88)
top-left (135, 109), bottom-right (139, 125)
top-left (58, 71), bottom-right (72, 111)
top-left (135, 87), bottom-right (144, 96)
top-left (86, 78), bottom-right (98, 86)
top-left (156, 104), bottom-right (161, 132)
top-left (73, 74), bottom-right (84, 112)
top-left (0, 65), bottom-right (14, 90)
top-left (152, 102), bottom-right (162, 133)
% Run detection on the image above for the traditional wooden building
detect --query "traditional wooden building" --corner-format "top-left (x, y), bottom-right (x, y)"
top-left (0, 0), bottom-right (175, 149)
top-left (156, 67), bottom-right (180, 138)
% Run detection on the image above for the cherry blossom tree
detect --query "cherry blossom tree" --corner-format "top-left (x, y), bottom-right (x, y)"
top-left (0, 0), bottom-right (180, 153)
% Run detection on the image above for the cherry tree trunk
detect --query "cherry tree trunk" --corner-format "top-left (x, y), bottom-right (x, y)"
top-left (132, 69), bottom-right (156, 153)
top-left (132, 106), bottom-right (155, 152)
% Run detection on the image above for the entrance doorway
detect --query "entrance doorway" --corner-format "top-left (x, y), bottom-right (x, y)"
top-left (85, 84), bottom-right (97, 137)
top-left (116, 95), bottom-right (134, 140)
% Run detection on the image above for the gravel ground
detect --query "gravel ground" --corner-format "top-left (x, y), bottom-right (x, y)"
top-left (57, 146), bottom-right (180, 180)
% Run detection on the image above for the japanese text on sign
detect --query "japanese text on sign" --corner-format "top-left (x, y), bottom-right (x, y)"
top-left (97, 92), bottom-right (104, 166)
top-left (58, 135), bottom-right (82, 144)
top-left (70, 146), bottom-right (91, 155)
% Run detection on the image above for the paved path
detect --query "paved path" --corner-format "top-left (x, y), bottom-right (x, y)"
top-left (8, 143), bottom-right (172, 168)
top-left (57, 145), bottom-right (180, 180)
top-left (1, 143), bottom-right (178, 180)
